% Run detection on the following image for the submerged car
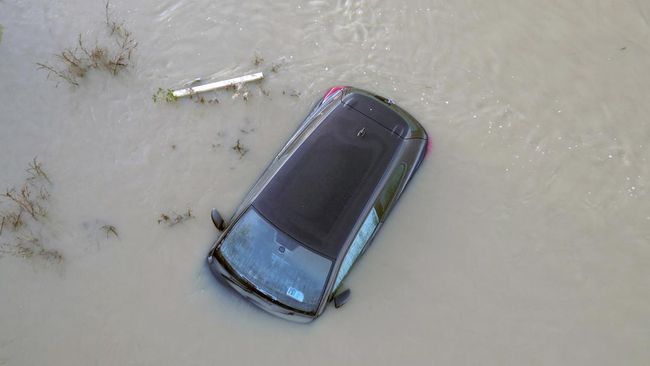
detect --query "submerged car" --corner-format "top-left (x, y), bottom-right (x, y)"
top-left (207, 86), bottom-right (428, 322)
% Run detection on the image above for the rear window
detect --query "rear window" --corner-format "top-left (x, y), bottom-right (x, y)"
top-left (217, 208), bottom-right (332, 314)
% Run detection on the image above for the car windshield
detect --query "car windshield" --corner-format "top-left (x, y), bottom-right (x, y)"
top-left (217, 208), bottom-right (333, 314)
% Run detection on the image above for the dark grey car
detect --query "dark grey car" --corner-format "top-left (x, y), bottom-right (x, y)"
top-left (207, 86), bottom-right (429, 322)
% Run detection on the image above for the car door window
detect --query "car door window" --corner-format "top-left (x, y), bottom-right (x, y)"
top-left (332, 163), bottom-right (407, 291)
top-left (333, 208), bottom-right (379, 290)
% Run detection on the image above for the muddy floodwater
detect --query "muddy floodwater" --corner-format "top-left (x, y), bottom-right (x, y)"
top-left (1, 0), bottom-right (649, 364)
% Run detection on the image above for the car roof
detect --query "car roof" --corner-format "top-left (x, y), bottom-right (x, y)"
top-left (252, 100), bottom-right (403, 259)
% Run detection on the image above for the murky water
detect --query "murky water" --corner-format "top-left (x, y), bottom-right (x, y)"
top-left (1, 0), bottom-right (649, 364)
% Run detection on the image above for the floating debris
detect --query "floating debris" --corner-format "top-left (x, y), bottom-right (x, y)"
top-left (253, 54), bottom-right (264, 66)
top-left (232, 139), bottom-right (249, 158)
top-left (100, 225), bottom-right (119, 239)
top-left (171, 72), bottom-right (264, 98)
top-left (27, 157), bottom-right (52, 184)
top-left (0, 235), bottom-right (63, 264)
top-left (184, 77), bottom-right (202, 86)
top-left (282, 89), bottom-right (301, 98)
top-left (158, 209), bottom-right (194, 227)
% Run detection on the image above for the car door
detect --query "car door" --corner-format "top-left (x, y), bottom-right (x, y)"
top-left (332, 163), bottom-right (407, 291)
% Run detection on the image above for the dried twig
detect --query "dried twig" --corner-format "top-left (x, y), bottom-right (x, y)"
top-left (3, 185), bottom-right (47, 220)
top-left (36, 62), bottom-right (80, 87)
top-left (107, 27), bottom-right (137, 75)
top-left (27, 157), bottom-right (52, 184)
top-left (0, 160), bottom-right (60, 265)
top-left (1, 210), bottom-right (24, 232)
top-left (37, 1), bottom-right (136, 86)
top-left (105, 1), bottom-right (123, 36)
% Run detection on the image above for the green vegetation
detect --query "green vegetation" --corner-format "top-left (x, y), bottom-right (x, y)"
top-left (152, 88), bottom-right (178, 103)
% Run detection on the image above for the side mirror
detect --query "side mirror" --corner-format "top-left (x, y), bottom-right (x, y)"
top-left (211, 208), bottom-right (226, 231)
top-left (333, 288), bottom-right (351, 308)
